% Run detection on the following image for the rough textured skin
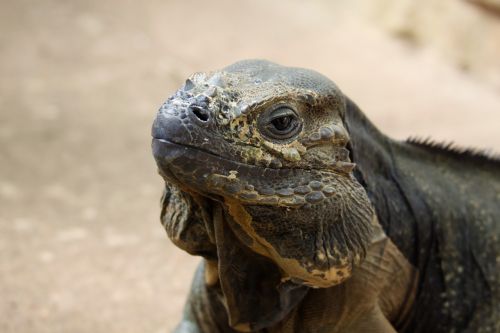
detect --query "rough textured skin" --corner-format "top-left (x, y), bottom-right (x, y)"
top-left (151, 60), bottom-right (500, 333)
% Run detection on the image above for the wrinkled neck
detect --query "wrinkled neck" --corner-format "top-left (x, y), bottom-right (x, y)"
top-left (343, 97), bottom-right (419, 264)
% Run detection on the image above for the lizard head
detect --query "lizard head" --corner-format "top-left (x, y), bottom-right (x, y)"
top-left (152, 60), bottom-right (375, 289)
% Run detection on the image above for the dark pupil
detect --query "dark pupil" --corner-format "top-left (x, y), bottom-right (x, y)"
top-left (272, 116), bottom-right (292, 131)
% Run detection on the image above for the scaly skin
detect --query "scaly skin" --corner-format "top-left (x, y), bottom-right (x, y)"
top-left (151, 60), bottom-right (500, 333)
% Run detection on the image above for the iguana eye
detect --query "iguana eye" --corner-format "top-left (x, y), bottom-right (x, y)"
top-left (259, 106), bottom-right (302, 141)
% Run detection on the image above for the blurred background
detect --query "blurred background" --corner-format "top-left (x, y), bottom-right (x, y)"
top-left (1, 0), bottom-right (499, 332)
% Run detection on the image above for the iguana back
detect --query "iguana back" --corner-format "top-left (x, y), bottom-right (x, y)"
top-left (346, 99), bottom-right (500, 332)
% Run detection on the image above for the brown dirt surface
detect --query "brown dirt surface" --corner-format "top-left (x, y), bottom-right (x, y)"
top-left (1, 1), bottom-right (499, 332)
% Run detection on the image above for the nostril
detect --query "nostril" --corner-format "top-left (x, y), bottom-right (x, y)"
top-left (190, 106), bottom-right (210, 122)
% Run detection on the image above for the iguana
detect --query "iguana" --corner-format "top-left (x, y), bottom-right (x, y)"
top-left (151, 60), bottom-right (500, 333)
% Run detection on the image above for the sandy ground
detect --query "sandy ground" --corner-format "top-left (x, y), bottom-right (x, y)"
top-left (0, 1), bottom-right (499, 332)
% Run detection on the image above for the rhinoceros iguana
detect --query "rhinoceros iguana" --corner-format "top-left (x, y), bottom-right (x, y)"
top-left (151, 60), bottom-right (499, 333)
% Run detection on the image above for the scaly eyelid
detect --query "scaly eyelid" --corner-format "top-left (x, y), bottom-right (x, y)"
top-left (268, 106), bottom-right (298, 121)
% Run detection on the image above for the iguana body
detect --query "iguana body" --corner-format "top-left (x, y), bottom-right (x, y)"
top-left (151, 60), bottom-right (500, 333)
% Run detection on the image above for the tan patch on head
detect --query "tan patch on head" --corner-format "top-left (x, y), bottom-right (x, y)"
top-left (239, 146), bottom-right (276, 167)
top-left (229, 114), bottom-right (252, 141)
top-left (227, 109), bottom-right (308, 164)
top-left (227, 170), bottom-right (238, 180)
top-left (262, 140), bottom-right (306, 162)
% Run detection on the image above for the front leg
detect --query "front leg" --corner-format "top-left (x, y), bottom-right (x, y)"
top-left (339, 305), bottom-right (397, 333)
top-left (274, 224), bottom-right (416, 333)
top-left (174, 261), bottom-right (236, 333)
top-left (173, 262), bottom-right (206, 333)
top-left (334, 236), bottom-right (417, 333)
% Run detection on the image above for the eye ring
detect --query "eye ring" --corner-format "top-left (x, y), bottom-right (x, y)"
top-left (258, 105), bottom-right (302, 141)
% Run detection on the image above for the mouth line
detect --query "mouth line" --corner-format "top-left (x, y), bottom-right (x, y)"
top-left (152, 137), bottom-right (297, 172)
top-left (152, 137), bottom-right (351, 178)
top-left (153, 137), bottom-right (231, 164)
